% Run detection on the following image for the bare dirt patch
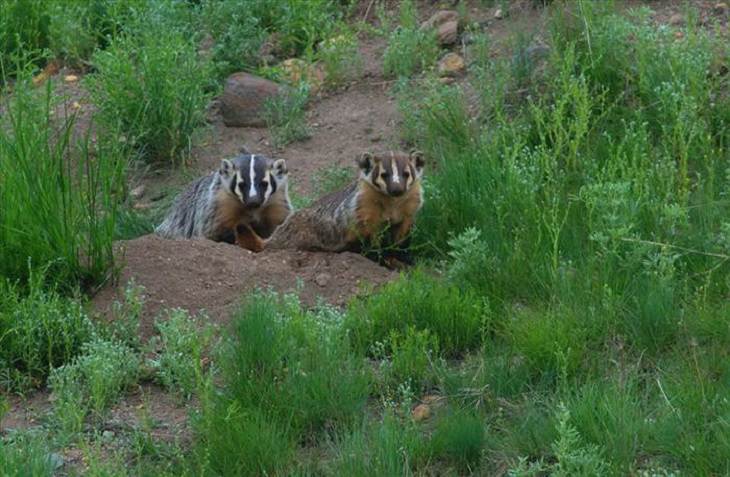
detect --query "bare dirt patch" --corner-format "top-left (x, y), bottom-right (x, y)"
top-left (92, 235), bottom-right (396, 339)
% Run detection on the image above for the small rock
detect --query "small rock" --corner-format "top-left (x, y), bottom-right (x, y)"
top-left (102, 430), bottom-right (115, 440)
top-left (669, 13), bottom-right (685, 26)
top-left (715, 2), bottom-right (728, 15)
top-left (315, 273), bottom-right (331, 287)
top-left (370, 134), bottom-right (382, 143)
top-left (494, 8), bottom-right (504, 19)
top-left (438, 52), bottom-right (466, 77)
top-left (420, 10), bottom-right (459, 30)
top-left (71, 101), bottom-right (81, 110)
top-left (220, 72), bottom-right (283, 127)
top-left (47, 453), bottom-right (64, 470)
top-left (64, 74), bottom-right (78, 83)
top-left (412, 403), bottom-right (431, 421)
top-left (437, 20), bottom-right (459, 46)
top-left (280, 58), bottom-right (326, 94)
top-left (674, 30), bottom-right (684, 40)
top-left (439, 77), bottom-right (455, 85)
top-left (130, 185), bottom-right (146, 200)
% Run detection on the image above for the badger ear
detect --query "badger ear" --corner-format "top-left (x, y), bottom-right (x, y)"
top-left (356, 152), bottom-right (375, 174)
top-left (271, 158), bottom-right (288, 178)
top-left (409, 150), bottom-right (425, 173)
top-left (220, 158), bottom-right (234, 178)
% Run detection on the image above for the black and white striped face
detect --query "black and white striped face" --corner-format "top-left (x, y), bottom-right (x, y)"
top-left (219, 154), bottom-right (288, 208)
top-left (357, 150), bottom-right (425, 197)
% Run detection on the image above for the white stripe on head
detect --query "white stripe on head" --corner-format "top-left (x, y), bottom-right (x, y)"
top-left (249, 155), bottom-right (257, 198)
top-left (264, 171), bottom-right (273, 202)
top-left (391, 153), bottom-right (401, 184)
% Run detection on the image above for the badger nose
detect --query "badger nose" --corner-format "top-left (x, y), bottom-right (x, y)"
top-left (390, 188), bottom-right (405, 197)
top-left (247, 197), bottom-right (262, 208)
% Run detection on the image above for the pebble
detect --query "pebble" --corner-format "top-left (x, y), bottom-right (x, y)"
top-left (412, 403), bottom-right (431, 421)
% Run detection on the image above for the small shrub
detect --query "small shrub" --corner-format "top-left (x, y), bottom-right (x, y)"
top-left (149, 309), bottom-right (216, 399)
top-left (87, 27), bottom-right (212, 166)
top-left (346, 270), bottom-right (486, 358)
top-left (0, 271), bottom-right (94, 391)
top-left (264, 83), bottom-right (311, 148)
top-left (429, 410), bottom-right (486, 471)
top-left (105, 279), bottom-right (145, 349)
top-left (49, 337), bottom-right (140, 434)
top-left (551, 405), bottom-right (610, 476)
top-left (317, 29), bottom-right (363, 87)
top-left (383, 0), bottom-right (440, 78)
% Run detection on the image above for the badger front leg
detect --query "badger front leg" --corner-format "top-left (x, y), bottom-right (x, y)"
top-left (235, 223), bottom-right (264, 252)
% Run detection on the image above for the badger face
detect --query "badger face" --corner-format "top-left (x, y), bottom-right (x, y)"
top-left (219, 154), bottom-right (288, 209)
top-left (357, 150), bottom-right (425, 197)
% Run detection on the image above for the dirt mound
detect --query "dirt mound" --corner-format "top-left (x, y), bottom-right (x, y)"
top-left (92, 235), bottom-right (396, 339)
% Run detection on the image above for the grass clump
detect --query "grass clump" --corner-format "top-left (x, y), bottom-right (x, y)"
top-left (263, 83), bottom-right (311, 148)
top-left (383, 0), bottom-right (440, 78)
top-left (429, 411), bottom-right (486, 471)
top-left (346, 270), bottom-right (486, 358)
top-left (0, 75), bottom-right (127, 290)
top-left (330, 412), bottom-right (426, 477)
top-left (87, 25), bottom-right (212, 167)
top-left (0, 432), bottom-right (55, 477)
top-left (195, 291), bottom-right (369, 474)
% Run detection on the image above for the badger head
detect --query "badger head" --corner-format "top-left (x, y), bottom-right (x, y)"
top-left (219, 154), bottom-right (288, 209)
top-left (356, 150), bottom-right (425, 197)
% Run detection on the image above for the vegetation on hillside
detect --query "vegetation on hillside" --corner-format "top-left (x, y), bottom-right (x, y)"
top-left (1, 0), bottom-right (729, 475)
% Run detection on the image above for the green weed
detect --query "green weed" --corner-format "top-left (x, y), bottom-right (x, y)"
top-left (0, 0), bottom-right (50, 72)
top-left (0, 271), bottom-right (93, 392)
top-left (317, 28), bottom-right (363, 87)
top-left (149, 309), bottom-right (216, 400)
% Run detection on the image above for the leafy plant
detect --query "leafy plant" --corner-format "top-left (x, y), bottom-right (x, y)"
top-left (383, 0), bottom-right (440, 78)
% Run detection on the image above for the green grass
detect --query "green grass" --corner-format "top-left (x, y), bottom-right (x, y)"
top-left (0, 75), bottom-right (127, 291)
top-left (86, 21), bottom-right (213, 167)
top-left (2, 2), bottom-right (730, 475)
top-left (346, 270), bottom-right (487, 358)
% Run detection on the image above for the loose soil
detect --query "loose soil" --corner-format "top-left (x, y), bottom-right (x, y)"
top-left (92, 235), bottom-right (396, 340)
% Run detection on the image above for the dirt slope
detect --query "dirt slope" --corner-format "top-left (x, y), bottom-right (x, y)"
top-left (92, 235), bottom-right (395, 338)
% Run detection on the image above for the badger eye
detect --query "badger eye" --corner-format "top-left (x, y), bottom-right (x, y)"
top-left (403, 171), bottom-right (410, 178)
top-left (259, 180), bottom-right (268, 188)
top-left (380, 172), bottom-right (389, 179)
